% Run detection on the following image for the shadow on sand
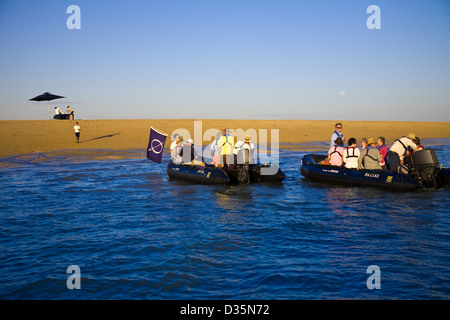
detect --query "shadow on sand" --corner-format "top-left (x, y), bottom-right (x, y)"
top-left (80, 133), bottom-right (121, 143)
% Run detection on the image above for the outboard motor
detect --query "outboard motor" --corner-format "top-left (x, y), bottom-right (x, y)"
top-left (237, 149), bottom-right (251, 184)
top-left (410, 149), bottom-right (440, 188)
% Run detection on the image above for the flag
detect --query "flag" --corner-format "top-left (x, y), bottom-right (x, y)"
top-left (147, 127), bottom-right (168, 163)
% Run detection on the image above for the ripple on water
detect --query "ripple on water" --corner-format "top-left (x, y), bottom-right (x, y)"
top-left (0, 146), bottom-right (449, 299)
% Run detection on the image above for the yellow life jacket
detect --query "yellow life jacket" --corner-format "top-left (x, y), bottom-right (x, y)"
top-left (219, 135), bottom-right (234, 155)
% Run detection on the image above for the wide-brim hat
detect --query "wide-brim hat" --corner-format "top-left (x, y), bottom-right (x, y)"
top-left (245, 135), bottom-right (250, 142)
top-left (367, 138), bottom-right (376, 145)
top-left (407, 132), bottom-right (416, 140)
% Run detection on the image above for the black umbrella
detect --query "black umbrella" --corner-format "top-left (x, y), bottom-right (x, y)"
top-left (29, 92), bottom-right (66, 119)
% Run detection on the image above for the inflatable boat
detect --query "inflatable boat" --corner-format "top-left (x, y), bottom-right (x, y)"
top-left (300, 149), bottom-right (449, 191)
top-left (167, 161), bottom-right (286, 184)
top-left (53, 114), bottom-right (72, 120)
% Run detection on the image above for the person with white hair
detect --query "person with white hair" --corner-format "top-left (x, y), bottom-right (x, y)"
top-left (170, 133), bottom-right (180, 153)
top-left (180, 138), bottom-right (199, 164)
top-left (171, 136), bottom-right (184, 164)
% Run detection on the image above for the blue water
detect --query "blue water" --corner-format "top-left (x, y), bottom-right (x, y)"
top-left (0, 143), bottom-right (449, 300)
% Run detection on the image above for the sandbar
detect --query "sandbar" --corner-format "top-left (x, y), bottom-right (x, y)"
top-left (0, 119), bottom-right (449, 161)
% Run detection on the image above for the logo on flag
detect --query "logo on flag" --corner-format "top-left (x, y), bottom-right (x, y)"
top-left (147, 127), bottom-right (168, 163)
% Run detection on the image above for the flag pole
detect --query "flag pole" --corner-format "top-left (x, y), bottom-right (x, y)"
top-left (150, 126), bottom-right (168, 136)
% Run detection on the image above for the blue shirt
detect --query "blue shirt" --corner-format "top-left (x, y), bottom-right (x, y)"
top-left (330, 130), bottom-right (344, 148)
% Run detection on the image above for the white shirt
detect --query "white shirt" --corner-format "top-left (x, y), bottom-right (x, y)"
top-left (390, 137), bottom-right (417, 159)
top-left (74, 125), bottom-right (81, 133)
top-left (343, 147), bottom-right (361, 169)
top-left (233, 141), bottom-right (255, 155)
top-left (209, 138), bottom-right (220, 156)
top-left (170, 140), bottom-right (178, 151)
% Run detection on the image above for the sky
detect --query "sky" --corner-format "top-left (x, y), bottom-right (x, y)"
top-left (0, 0), bottom-right (449, 121)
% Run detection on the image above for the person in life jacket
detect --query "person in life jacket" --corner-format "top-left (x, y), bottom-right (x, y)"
top-left (328, 137), bottom-right (345, 166)
top-left (233, 135), bottom-right (256, 165)
top-left (358, 138), bottom-right (382, 170)
top-left (386, 132), bottom-right (418, 172)
top-left (343, 137), bottom-right (360, 169)
top-left (330, 123), bottom-right (345, 148)
top-left (413, 137), bottom-right (424, 151)
top-left (402, 136), bottom-right (426, 174)
top-left (376, 136), bottom-right (389, 170)
top-left (219, 128), bottom-right (235, 169)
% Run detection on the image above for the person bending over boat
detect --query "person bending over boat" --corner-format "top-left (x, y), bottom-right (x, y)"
top-left (386, 132), bottom-right (418, 172)
top-left (328, 137), bottom-right (345, 166)
top-left (343, 137), bottom-right (360, 169)
top-left (358, 138), bottom-right (382, 170)
top-left (402, 137), bottom-right (425, 173)
top-left (377, 136), bottom-right (389, 170)
top-left (330, 123), bottom-right (345, 148)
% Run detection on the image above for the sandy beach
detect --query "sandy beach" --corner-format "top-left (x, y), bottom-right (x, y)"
top-left (0, 119), bottom-right (449, 161)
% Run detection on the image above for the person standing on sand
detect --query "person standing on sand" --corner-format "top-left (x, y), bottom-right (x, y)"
top-left (67, 106), bottom-right (74, 120)
top-left (74, 122), bottom-right (81, 143)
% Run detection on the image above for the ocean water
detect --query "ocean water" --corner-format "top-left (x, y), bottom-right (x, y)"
top-left (0, 142), bottom-right (449, 300)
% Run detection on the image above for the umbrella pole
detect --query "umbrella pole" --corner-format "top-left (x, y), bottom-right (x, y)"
top-left (48, 101), bottom-right (51, 119)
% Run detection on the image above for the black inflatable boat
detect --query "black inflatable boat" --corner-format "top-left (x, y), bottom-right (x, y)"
top-left (53, 114), bottom-right (72, 120)
top-left (300, 149), bottom-right (449, 191)
top-left (167, 161), bottom-right (286, 184)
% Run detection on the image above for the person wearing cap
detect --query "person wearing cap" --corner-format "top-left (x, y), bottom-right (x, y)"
top-left (180, 138), bottom-right (199, 164)
top-left (330, 123), bottom-right (345, 148)
top-left (219, 128), bottom-right (234, 169)
top-left (358, 138), bottom-right (382, 170)
top-left (386, 132), bottom-right (418, 172)
top-left (233, 135), bottom-right (256, 164)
